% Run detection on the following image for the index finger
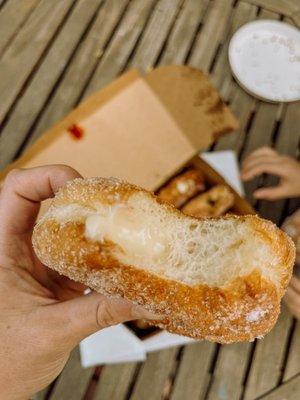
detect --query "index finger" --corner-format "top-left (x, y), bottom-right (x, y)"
top-left (0, 165), bottom-right (81, 236)
top-left (243, 147), bottom-right (277, 162)
top-left (241, 161), bottom-right (283, 181)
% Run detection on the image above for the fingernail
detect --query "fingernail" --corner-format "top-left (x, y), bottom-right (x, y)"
top-left (132, 304), bottom-right (164, 320)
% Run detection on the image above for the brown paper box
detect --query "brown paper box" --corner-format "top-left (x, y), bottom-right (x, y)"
top-left (0, 66), bottom-right (239, 192)
top-left (0, 65), bottom-right (254, 341)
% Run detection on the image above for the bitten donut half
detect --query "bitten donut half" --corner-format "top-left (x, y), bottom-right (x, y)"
top-left (32, 177), bottom-right (295, 343)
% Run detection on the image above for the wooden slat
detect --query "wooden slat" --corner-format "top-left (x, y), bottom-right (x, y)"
top-left (25, 0), bottom-right (129, 148)
top-left (241, 0), bottom-right (299, 15)
top-left (257, 102), bottom-right (300, 224)
top-left (244, 308), bottom-right (293, 400)
top-left (238, 14), bottom-right (296, 389)
top-left (188, 0), bottom-right (234, 73)
top-left (214, 82), bottom-right (255, 153)
top-left (212, 2), bottom-right (258, 154)
top-left (216, 7), bottom-right (280, 156)
top-left (0, 0), bottom-right (39, 56)
top-left (242, 0), bottom-right (300, 27)
top-left (238, 8), bottom-right (280, 205)
top-left (293, 11), bottom-right (300, 28)
top-left (274, 102), bottom-right (300, 157)
top-left (284, 321), bottom-right (300, 381)
top-left (49, 348), bottom-right (93, 400)
top-left (159, 0), bottom-right (209, 66)
top-left (84, 0), bottom-right (156, 98)
top-left (0, 0), bottom-right (75, 123)
top-left (242, 102), bottom-right (279, 205)
top-left (0, 0), bottom-right (105, 169)
top-left (129, 0), bottom-right (182, 70)
top-left (211, 1), bottom-right (257, 98)
top-left (93, 362), bottom-right (137, 400)
top-left (170, 342), bottom-right (215, 400)
top-left (130, 348), bottom-right (178, 400)
top-left (207, 343), bottom-right (251, 400)
top-left (259, 374), bottom-right (300, 400)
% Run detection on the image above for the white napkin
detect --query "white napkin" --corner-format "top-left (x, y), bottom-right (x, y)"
top-left (80, 324), bottom-right (146, 367)
top-left (80, 150), bottom-right (244, 366)
top-left (201, 150), bottom-right (244, 196)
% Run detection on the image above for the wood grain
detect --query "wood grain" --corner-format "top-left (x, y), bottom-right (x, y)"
top-left (129, 0), bottom-right (182, 70)
top-left (159, 0), bottom-right (209, 66)
top-left (0, 0), bottom-right (104, 169)
top-left (244, 307), bottom-right (293, 400)
top-left (211, 1), bottom-right (257, 97)
top-left (130, 348), bottom-right (178, 400)
top-left (0, 0), bottom-right (39, 56)
top-left (284, 321), bottom-right (300, 381)
top-left (170, 342), bottom-right (215, 400)
top-left (259, 374), bottom-right (300, 400)
top-left (0, 0), bottom-right (74, 123)
top-left (26, 0), bottom-right (129, 148)
top-left (257, 102), bottom-right (300, 224)
top-left (84, 0), bottom-right (155, 98)
top-left (93, 362), bottom-right (137, 400)
top-left (241, 0), bottom-right (299, 15)
top-left (48, 348), bottom-right (93, 400)
top-left (213, 1), bottom-right (258, 153)
top-left (242, 102), bottom-right (279, 206)
top-left (188, 0), bottom-right (234, 73)
top-left (207, 343), bottom-right (252, 400)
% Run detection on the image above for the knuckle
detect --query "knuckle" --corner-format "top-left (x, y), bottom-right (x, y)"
top-left (96, 300), bottom-right (119, 328)
top-left (4, 168), bottom-right (22, 186)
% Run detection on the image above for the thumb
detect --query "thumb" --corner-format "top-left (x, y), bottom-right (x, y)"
top-left (48, 291), bottom-right (162, 347)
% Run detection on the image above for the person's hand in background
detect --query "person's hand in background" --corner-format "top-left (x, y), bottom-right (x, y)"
top-left (0, 165), bottom-right (159, 400)
top-left (241, 147), bottom-right (300, 320)
top-left (241, 147), bottom-right (300, 200)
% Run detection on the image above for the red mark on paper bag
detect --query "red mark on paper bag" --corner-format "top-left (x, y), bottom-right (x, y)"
top-left (67, 124), bottom-right (84, 140)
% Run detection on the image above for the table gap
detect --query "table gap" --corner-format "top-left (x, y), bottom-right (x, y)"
top-left (202, 344), bottom-right (221, 400)
top-left (117, 1), bottom-right (158, 73)
top-left (256, 5), bottom-right (262, 16)
top-left (241, 341), bottom-right (258, 399)
top-left (183, 0), bottom-right (211, 65)
top-left (237, 106), bottom-right (258, 162)
top-left (254, 372), bottom-right (300, 400)
top-left (83, 366), bottom-right (103, 400)
top-left (44, 377), bottom-right (59, 400)
top-left (0, 0), bottom-right (42, 59)
top-left (153, 0), bottom-right (186, 67)
top-left (164, 346), bottom-right (185, 400)
top-left (278, 318), bottom-right (297, 385)
top-left (72, 0), bottom-right (132, 104)
top-left (124, 363), bottom-right (144, 400)
top-left (0, 0), bottom-right (8, 11)
top-left (278, 199), bottom-right (291, 226)
top-left (208, 42), bottom-right (223, 74)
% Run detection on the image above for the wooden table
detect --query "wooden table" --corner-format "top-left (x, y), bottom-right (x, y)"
top-left (0, 0), bottom-right (299, 399)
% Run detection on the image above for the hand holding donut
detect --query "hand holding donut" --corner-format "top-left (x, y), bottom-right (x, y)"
top-left (0, 166), bottom-right (158, 400)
